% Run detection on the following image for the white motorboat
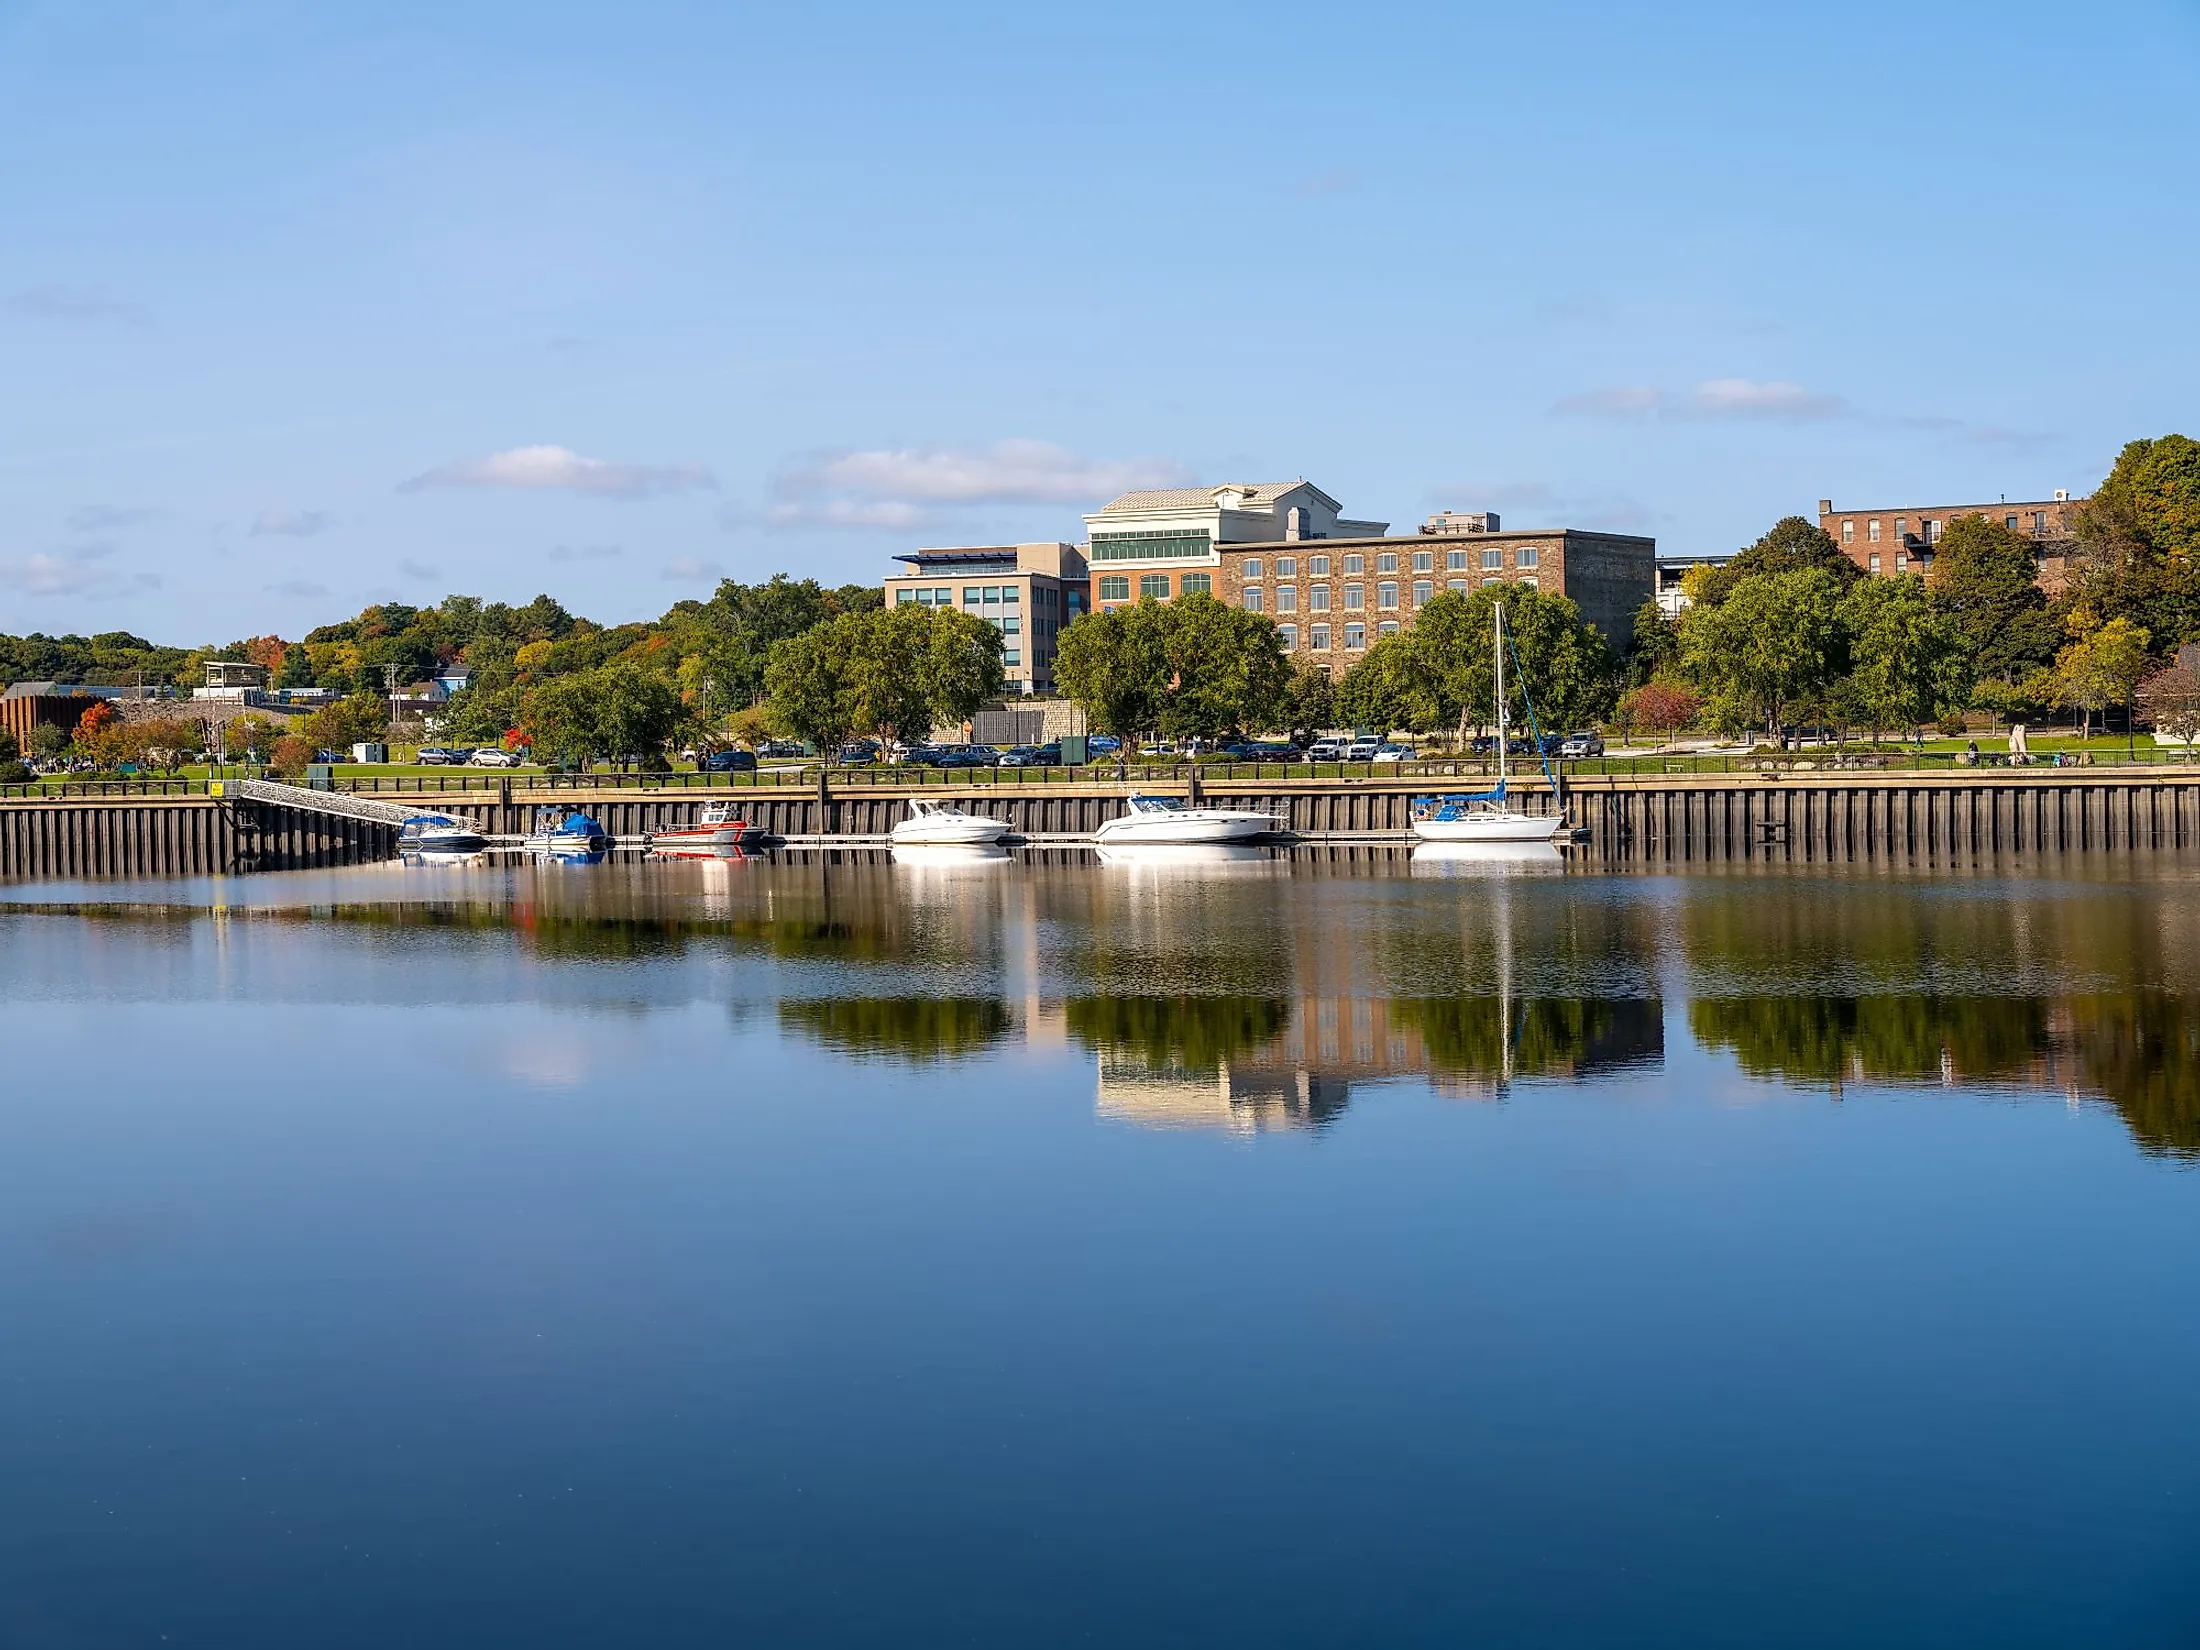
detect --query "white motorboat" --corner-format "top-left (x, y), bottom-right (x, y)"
top-left (1091, 793), bottom-right (1278, 846)
top-left (398, 812), bottom-right (488, 853)
top-left (646, 800), bottom-right (762, 852)
top-left (890, 798), bottom-right (1009, 846)
top-left (1410, 601), bottom-right (1567, 845)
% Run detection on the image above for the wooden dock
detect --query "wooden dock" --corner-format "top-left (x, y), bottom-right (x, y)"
top-left (3, 765), bottom-right (2199, 877)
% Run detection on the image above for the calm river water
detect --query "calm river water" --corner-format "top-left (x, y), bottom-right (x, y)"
top-left (2, 848), bottom-right (2196, 1647)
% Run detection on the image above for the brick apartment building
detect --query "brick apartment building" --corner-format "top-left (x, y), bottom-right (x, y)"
top-left (1076, 482), bottom-right (1654, 678)
top-left (1818, 493), bottom-right (2083, 590)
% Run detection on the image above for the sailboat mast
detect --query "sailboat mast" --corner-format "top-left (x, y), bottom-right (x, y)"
top-left (1495, 602), bottom-right (1507, 787)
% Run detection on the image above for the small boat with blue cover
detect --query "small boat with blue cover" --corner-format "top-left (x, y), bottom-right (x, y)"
top-left (524, 807), bottom-right (611, 858)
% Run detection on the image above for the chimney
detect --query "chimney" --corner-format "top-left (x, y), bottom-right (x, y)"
top-left (1817, 499), bottom-right (1833, 516)
top-left (1285, 506), bottom-right (1305, 542)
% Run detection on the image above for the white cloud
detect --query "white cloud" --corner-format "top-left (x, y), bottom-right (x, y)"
top-left (68, 504), bottom-right (158, 532)
top-left (1554, 385), bottom-right (1663, 419)
top-left (0, 553), bottom-right (105, 595)
top-left (746, 439), bottom-right (1191, 534)
top-left (780, 439), bottom-right (1188, 506)
top-left (738, 499), bottom-right (931, 533)
top-left (661, 556), bottom-right (724, 581)
top-left (6, 284), bottom-right (150, 326)
top-left (1555, 378), bottom-right (1849, 423)
top-left (1682, 378), bottom-right (1848, 421)
top-left (400, 444), bottom-right (716, 499)
top-left (251, 508), bottom-right (334, 537)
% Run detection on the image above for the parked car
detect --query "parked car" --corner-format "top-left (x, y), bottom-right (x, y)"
top-left (415, 746), bottom-right (464, 765)
top-left (1558, 733), bottom-right (1605, 759)
top-left (1371, 742), bottom-right (1413, 763)
top-left (934, 745), bottom-right (995, 768)
top-left (469, 747), bottom-right (524, 768)
top-left (997, 743), bottom-right (1062, 767)
top-left (837, 739), bottom-right (882, 763)
top-left (1345, 737), bottom-right (1382, 761)
top-left (1084, 734), bottom-right (1122, 756)
top-left (1305, 737), bottom-right (1348, 762)
top-left (703, 749), bottom-right (757, 773)
top-left (892, 744), bottom-right (943, 766)
top-left (759, 739), bottom-right (807, 759)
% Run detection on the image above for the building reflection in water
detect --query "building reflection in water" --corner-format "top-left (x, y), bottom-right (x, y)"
top-left (1072, 991), bottom-right (1666, 1134)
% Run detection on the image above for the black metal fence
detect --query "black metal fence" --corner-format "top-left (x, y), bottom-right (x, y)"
top-left (6, 746), bottom-right (2197, 801)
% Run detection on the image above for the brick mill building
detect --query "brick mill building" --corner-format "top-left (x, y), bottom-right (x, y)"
top-left (1079, 481), bottom-right (1654, 677)
top-left (1818, 492), bottom-right (2084, 590)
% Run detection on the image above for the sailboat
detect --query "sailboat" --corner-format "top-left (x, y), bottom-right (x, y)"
top-left (1410, 602), bottom-right (1567, 844)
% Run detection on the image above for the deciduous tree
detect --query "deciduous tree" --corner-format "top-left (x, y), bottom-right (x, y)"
top-left (1927, 513), bottom-right (2057, 683)
top-left (1839, 575), bottom-right (1974, 737)
top-left (1679, 568), bottom-right (1842, 741)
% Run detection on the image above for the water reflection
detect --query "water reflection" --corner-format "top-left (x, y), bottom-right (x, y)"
top-left (5, 853), bottom-right (2197, 1156)
top-left (778, 997), bottom-right (1013, 1063)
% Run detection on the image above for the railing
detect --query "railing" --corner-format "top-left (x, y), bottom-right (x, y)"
top-left (7, 746), bottom-right (2200, 802)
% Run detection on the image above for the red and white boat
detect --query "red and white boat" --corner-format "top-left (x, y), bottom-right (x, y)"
top-left (646, 800), bottom-right (764, 854)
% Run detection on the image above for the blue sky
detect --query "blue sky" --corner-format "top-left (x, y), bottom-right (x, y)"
top-left (2, 0), bottom-right (2195, 643)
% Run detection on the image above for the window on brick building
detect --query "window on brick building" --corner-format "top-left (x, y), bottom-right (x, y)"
top-left (1343, 584), bottom-right (1364, 610)
top-left (1179, 573), bottom-right (1211, 595)
top-left (1098, 575), bottom-right (1128, 601)
top-left (1481, 548), bottom-right (1502, 570)
top-left (1309, 586), bottom-right (1330, 611)
top-left (1447, 549), bottom-right (1468, 570)
top-left (1279, 624), bottom-right (1299, 649)
top-left (1242, 587), bottom-right (1263, 612)
top-left (1377, 582), bottom-right (1399, 609)
top-left (1518, 546), bottom-right (1539, 568)
top-left (1412, 551), bottom-right (1433, 572)
top-left (1376, 552), bottom-right (1398, 573)
top-left (1842, 520), bottom-right (1854, 542)
top-left (1519, 577), bottom-right (1538, 591)
top-left (1869, 555), bottom-right (1881, 573)
top-left (1926, 519), bottom-right (1942, 543)
top-left (1139, 574), bottom-right (1170, 599)
top-left (1276, 586), bottom-right (1297, 612)
top-left (1310, 624), bottom-right (1330, 650)
top-left (1242, 558), bottom-right (1262, 579)
top-left (2032, 512), bottom-right (2046, 532)
top-left (1309, 556), bottom-right (1330, 575)
top-left (1276, 557), bottom-right (1296, 577)
top-left (1344, 623), bottom-right (1365, 650)
top-left (1378, 621), bottom-right (1399, 638)
top-left (1868, 519), bottom-right (1881, 543)
top-left (1448, 579), bottom-right (1467, 592)
top-left (2006, 515), bottom-right (2019, 530)
top-left (1343, 554), bottom-right (1364, 574)
top-left (1412, 581), bottom-right (1433, 605)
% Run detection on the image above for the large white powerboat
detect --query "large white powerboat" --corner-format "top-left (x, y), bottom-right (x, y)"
top-left (891, 798), bottom-right (1009, 846)
top-left (1410, 602), bottom-right (1566, 845)
top-left (1091, 793), bottom-right (1278, 846)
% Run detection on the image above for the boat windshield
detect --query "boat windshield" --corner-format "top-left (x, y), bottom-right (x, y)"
top-left (1128, 795), bottom-right (1185, 813)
